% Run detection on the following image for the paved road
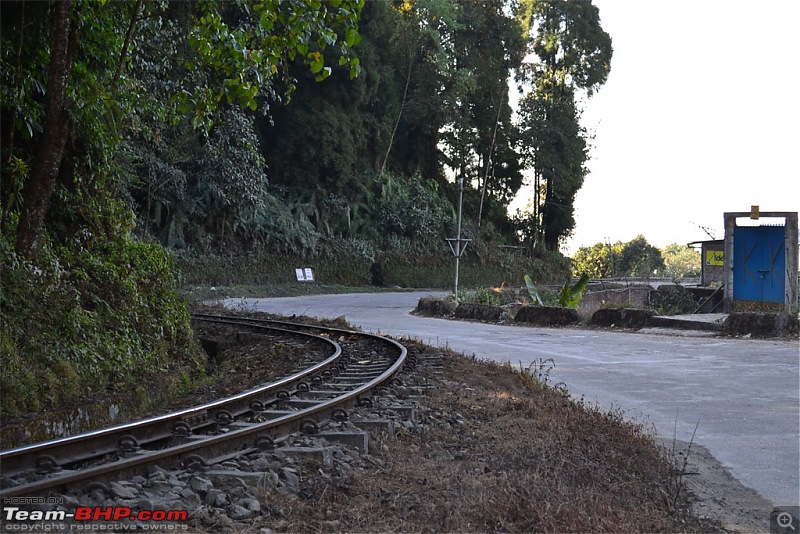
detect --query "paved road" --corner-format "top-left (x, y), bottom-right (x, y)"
top-left (223, 291), bottom-right (800, 507)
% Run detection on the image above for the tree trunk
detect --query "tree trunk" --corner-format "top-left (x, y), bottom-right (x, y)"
top-left (16, 0), bottom-right (74, 258)
top-left (542, 169), bottom-right (557, 251)
top-left (378, 52), bottom-right (414, 182)
top-left (111, 0), bottom-right (143, 90)
top-left (533, 166), bottom-right (540, 248)
top-left (477, 97), bottom-right (503, 227)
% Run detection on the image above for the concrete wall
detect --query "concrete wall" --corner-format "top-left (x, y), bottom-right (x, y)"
top-left (577, 287), bottom-right (652, 320)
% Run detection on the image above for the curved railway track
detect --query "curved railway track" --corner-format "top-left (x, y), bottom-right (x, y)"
top-left (0, 313), bottom-right (411, 500)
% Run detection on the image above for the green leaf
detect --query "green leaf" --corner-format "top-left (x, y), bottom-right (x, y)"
top-left (558, 274), bottom-right (590, 308)
top-left (315, 66), bottom-right (332, 81)
top-left (322, 32), bottom-right (337, 46)
top-left (310, 58), bottom-right (324, 74)
top-left (345, 27), bottom-right (359, 47)
top-left (260, 13), bottom-right (274, 31)
top-left (349, 58), bottom-right (361, 79)
top-left (524, 275), bottom-right (543, 306)
top-left (570, 273), bottom-right (590, 299)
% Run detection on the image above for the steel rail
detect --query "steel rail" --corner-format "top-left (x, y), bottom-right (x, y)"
top-left (191, 312), bottom-right (369, 336)
top-left (0, 323), bottom-right (340, 479)
top-left (0, 314), bottom-right (407, 499)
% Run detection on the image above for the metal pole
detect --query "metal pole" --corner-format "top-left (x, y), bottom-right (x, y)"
top-left (454, 176), bottom-right (464, 303)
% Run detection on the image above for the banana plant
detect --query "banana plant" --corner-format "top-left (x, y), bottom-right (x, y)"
top-left (524, 275), bottom-right (544, 306)
top-left (558, 274), bottom-right (590, 309)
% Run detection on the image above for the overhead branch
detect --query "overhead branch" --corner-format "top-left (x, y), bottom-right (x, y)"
top-left (112, 0), bottom-right (144, 90)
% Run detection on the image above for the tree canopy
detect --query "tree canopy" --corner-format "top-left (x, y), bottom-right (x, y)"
top-left (1, 0), bottom-right (364, 258)
top-left (2, 0), bottom-right (613, 260)
top-left (571, 236), bottom-right (682, 279)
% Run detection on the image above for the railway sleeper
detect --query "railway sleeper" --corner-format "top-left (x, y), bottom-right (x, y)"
top-left (282, 399), bottom-right (323, 409)
top-left (294, 390), bottom-right (342, 400)
top-left (377, 404), bottom-right (417, 422)
top-left (336, 372), bottom-right (385, 379)
top-left (351, 418), bottom-right (395, 438)
top-left (316, 431), bottom-right (368, 452)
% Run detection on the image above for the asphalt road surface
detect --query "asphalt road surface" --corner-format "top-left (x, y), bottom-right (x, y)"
top-left (223, 291), bottom-right (800, 508)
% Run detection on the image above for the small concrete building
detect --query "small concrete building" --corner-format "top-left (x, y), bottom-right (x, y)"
top-left (722, 210), bottom-right (798, 314)
top-left (688, 240), bottom-right (724, 287)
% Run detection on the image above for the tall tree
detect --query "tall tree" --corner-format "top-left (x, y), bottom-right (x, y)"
top-left (518, 88), bottom-right (587, 250)
top-left (13, 0), bottom-right (74, 257)
top-left (434, 0), bottom-right (526, 231)
top-left (515, 0), bottom-right (612, 251)
top-left (377, 0), bottom-right (460, 182)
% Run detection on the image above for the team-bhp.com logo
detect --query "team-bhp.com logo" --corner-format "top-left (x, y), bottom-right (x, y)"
top-left (2, 502), bottom-right (188, 531)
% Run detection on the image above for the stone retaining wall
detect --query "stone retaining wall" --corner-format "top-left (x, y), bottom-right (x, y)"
top-left (590, 308), bottom-right (655, 329)
top-left (454, 303), bottom-right (504, 322)
top-left (723, 313), bottom-right (799, 338)
top-left (578, 287), bottom-right (652, 319)
top-left (514, 306), bottom-right (579, 326)
top-left (414, 297), bottom-right (456, 317)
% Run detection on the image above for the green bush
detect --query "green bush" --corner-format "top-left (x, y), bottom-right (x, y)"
top-left (0, 201), bottom-right (204, 418)
top-left (176, 239), bottom-right (571, 292)
top-left (460, 288), bottom-right (506, 306)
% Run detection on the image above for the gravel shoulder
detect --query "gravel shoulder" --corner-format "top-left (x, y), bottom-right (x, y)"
top-left (192, 307), bottom-right (773, 532)
top-left (664, 438), bottom-right (775, 532)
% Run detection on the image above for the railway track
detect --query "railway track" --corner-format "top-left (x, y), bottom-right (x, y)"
top-left (0, 313), bottom-right (411, 500)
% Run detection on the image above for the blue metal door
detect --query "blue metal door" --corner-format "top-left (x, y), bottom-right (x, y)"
top-left (732, 225), bottom-right (785, 303)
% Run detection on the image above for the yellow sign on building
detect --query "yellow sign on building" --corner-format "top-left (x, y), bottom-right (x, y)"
top-left (706, 250), bottom-right (724, 266)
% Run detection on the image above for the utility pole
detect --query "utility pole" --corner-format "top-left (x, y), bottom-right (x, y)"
top-left (605, 237), bottom-right (615, 278)
top-left (446, 176), bottom-right (471, 303)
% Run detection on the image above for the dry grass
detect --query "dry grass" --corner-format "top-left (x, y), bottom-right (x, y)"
top-left (243, 343), bottom-right (717, 533)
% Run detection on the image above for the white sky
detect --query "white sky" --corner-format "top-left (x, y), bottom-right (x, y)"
top-left (516, 0), bottom-right (800, 255)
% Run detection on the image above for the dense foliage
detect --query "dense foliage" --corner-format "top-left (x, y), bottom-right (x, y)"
top-left (118, 0), bottom-right (611, 256)
top-left (661, 242), bottom-right (701, 278)
top-left (0, 0), bottom-right (364, 416)
top-left (571, 236), bottom-right (699, 279)
top-left (0, 0), bottom-right (611, 416)
top-left (0, 198), bottom-right (202, 415)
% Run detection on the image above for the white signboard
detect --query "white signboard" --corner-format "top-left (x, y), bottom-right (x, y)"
top-left (296, 268), bottom-right (315, 282)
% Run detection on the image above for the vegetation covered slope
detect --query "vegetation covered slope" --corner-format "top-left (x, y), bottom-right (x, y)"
top-left (0, 0), bottom-right (611, 416)
top-left (0, 0), bottom-right (364, 417)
